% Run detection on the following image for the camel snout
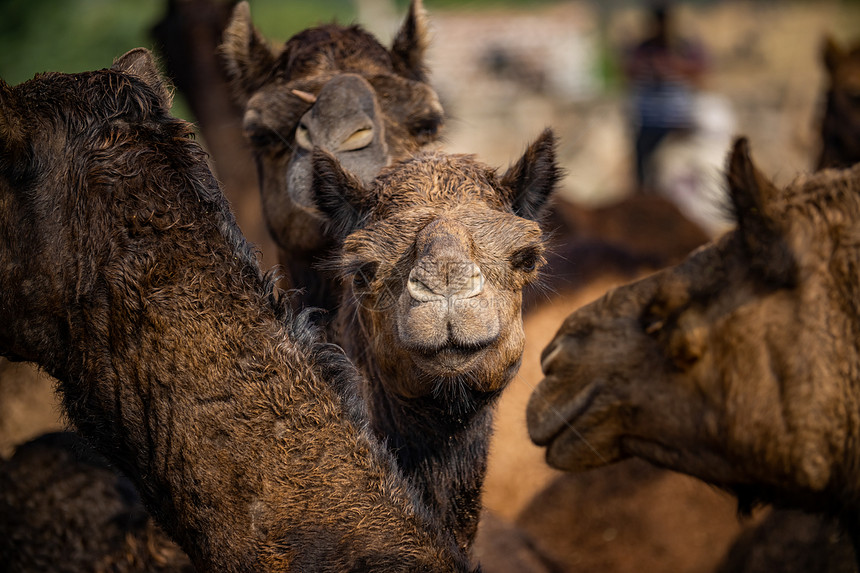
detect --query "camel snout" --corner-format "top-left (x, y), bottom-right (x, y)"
top-left (407, 260), bottom-right (485, 302)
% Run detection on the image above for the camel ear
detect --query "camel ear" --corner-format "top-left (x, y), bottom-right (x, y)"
top-left (311, 148), bottom-right (374, 240)
top-left (220, 1), bottom-right (278, 107)
top-left (501, 128), bottom-right (562, 221)
top-left (111, 48), bottom-right (173, 109)
top-left (391, 0), bottom-right (429, 83)
top-left (727, 137), bottom-right (796, 285)
top-left (822, 34), bottom-right (843, 75)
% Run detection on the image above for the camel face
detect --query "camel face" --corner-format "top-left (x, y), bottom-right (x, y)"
top-left (360, 203), bottom-right (541, 391)
top-left (314, 131), bottom-right (560, 398)
top-left (222, 1), bottom-right (443, 257)
top-left (819, 36), bottom-right (860, 170)
top-left (529, 139), bottom-right (860, 504)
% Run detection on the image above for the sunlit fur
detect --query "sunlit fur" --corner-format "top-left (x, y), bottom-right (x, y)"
top-left (0, 50), bottom-right (472, 572)
top-left (315, 133), bottom-right (560, 554)
top-left (221, 0), bottom-right (444, 313)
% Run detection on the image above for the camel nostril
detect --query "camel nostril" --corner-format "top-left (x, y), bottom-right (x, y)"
top-left (540, 342), bottom-right (563, 375)
top-left (338, 127), bottom-right (374, 152)
top-left (407, 261), bottom-right (486, 302)
top-left (295, 123), bottom-right (312, 150)
top-left (455, 264), bottom-right (484, 300)
top-left (407, 274), bottom-right (444, 302)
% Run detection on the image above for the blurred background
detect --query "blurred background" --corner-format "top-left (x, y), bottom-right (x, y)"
top-left (3, 0), bottom-right (859, 251)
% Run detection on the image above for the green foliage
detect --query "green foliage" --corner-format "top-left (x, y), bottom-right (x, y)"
top-left (0, 0), bottom-right (162, 85)
top-left (0, 0), bottom-right (357, 87)
top-left (0, 0), bottom-right (359, 121)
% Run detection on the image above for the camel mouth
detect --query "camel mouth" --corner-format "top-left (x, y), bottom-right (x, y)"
top-left (527, 378), bottom-right (602, 447)
top-left (414, 338), bottom-right (494, 357)
top-left (409, 341), bottom-right (491, 376)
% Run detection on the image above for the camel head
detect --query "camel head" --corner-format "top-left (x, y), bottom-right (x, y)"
top-left (529, 138), bottom-right (860, 509)
top-left (221, 0), bottom-right (444, 257)
top-left (314, 130), bottom-right (560, 400)
top-left (0, 49), bottom-right (181, 366)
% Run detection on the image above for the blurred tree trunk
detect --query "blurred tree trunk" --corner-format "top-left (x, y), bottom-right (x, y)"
top-left (152, 0), bottom-right (277, 271)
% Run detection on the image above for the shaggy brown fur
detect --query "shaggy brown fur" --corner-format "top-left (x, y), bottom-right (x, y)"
top-left (313, 132), bottom-right (560, 554)
top-left (0, 432), bottom-right (193, 573)
top-left (818, 36), bottom-right (860, 170)
top-left (0, 49), bottom-right (471, 572)
top-left (221, 0), bottom-right (444, 314)
top-left (529, 138), bottom-right (860, 553)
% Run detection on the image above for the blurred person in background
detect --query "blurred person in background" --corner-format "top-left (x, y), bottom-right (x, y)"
top-left (624, 2), bottom-right (708, 193)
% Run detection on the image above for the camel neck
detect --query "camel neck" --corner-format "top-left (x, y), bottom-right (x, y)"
top-left (54, 273), bottom-right (464, 571)
top-left (361, 362), bottom-right (502, 553)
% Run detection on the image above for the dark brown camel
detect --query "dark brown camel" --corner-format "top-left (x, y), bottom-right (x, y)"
top-left (711, 37), bottom-right (860, 567)
top-left (714, 508), bottom-right (856, 573)
top-left (221, 0), bottom-right (444, 314)
top-left (818, 36), bottom-right (860, 170)
top-left (0, 432), bottom-right (193, 572)
top-left (0, 48), bottom-right (471, 572)
top-left (313, 132), bottom-right (560, 554)
top-left (530, 138), bottom-right (860, 558)
top-left (482, 277), bottom-right (752, 573)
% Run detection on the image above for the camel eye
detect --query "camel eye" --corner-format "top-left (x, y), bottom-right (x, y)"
top-left (644, 319), bottom-right (664, 335)
top-left (341, 127), bottom-right (374, 151)
top-left (511, 247), bottom-right (541, 272)
top-left (295, 123), bottom-right (312, 151)
top-left (641, 297), bottom-right (675, 337)
top-left (353, 262), bottom-right (378, 290)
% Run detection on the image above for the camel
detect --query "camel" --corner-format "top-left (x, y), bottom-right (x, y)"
top-left (220, 0), bottom-right (444, 314)
top-left (481, 277), bottom-right (754, 573)
top-left (0, 432), bottom-right (193, 572)
top-left (0, 48), bottom-right (473, 572)
top-left (313, 132), bottom-right (560, 553)
top-left (530, 137), bottom-right (860, 558)
top-left (818, 36), bottom-right (860, 170)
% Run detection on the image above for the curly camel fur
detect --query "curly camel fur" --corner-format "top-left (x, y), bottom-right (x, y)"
top-left (0, 49), bottom-right (473, 572)
top-left (312, 133), bottom-right (560, 554)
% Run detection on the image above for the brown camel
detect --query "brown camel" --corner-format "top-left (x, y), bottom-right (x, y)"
top-left (221, 0), bottom-right (444, 314)
top-left (481, 276), bottom-right (754, 573)
top-left (0, 432), bottom-right (193, 572)
top-left (818, 36), bottom-right (860, 170)
top-left (312, 131), bottom-right (560, 554)
top-left (0, 48), bottom-right (472, 572)
top-left (530, 138), bottom-right (860, 558)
